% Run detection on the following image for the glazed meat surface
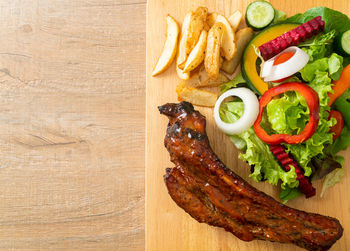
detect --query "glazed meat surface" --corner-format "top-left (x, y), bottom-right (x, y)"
top-left (159, 101), bottom-right (343, 251)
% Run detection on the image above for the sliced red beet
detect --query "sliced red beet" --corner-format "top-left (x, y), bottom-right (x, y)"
top-left (269, 144), bottom-right (316, 198)
top-left (288, 30), bottom-right (300, 45)
top-left (276, 36), bottom-right (288, 51)
top-left (303, 22), bottom-right (313, 38)
top-left (259, 16), bottom-right (325, 61)
top-left (295, 26), bottom-right (307, 42)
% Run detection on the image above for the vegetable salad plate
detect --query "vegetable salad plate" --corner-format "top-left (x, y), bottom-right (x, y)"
top-left (146, 0), bottom-right (350, 250)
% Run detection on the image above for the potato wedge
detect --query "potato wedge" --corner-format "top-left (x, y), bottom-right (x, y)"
top-left (176, 81), bottom-right (218, 107)
top-left (207, 14), bottom-right (236, 61)
top-left (175, 12), bottom-right (193, 79)
top-left (221, 28), bottom-right (254, 74)
top-left (204, 21), bottom-right (210, 31)
top-left (152, 15), bottom-right (180, 76)
top-left (217, 15), bottom-right (237, 61)
top-left (188, 6), bottom-right (208, 50)
top-left (205, 22), bottom-right (224, 80)
top-left (178, 7), bottom-right (208, 69)
top-left (183, 30), bottom-right (207, 73)
top-left (207, 13), bottom-right (218, 27)
top-left (176, 64), bottom-right (190, 80)
top-left (228, 10), bottom-right (243, 32)
top-left (186, 71), bottom-right (229, 88)
top-left (177, 12), bottom-right (193, 69)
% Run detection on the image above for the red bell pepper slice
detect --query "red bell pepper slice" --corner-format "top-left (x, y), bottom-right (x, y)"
top-left (254, 82), bottom-right (320, 145)
top-left (329, 110), bottom-right (344, 141)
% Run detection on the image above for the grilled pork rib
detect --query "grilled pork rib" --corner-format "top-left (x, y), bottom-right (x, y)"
top-left (159, 101), bottom-right (343, 251)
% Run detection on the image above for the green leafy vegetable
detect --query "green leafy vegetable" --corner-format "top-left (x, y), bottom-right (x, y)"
top-left (267, 91), bottom-right (308, 135)
top-left (299, 30), bottom-right (335, 61)
top-left (334, 89), bottom-right (350, 126)
top-left (299, 30), bottom-right (336, 47)
top-left (286, 7), bottom-right (350, 35)
top-left (309, 71), bottom-right (332, 106)
top-left (220, 73), bottom-right (246, 93)
top-left (300, 58), bottom-right (328, 82)
top-left (343, 57), bottom-right (350, 67)
top-left (300, 54), bottom-right (343, 82)
top-left (328, 53), bottom-right (344, 80)
top-left (280, 185), bottom-right (302, 204)
top-left (310, 154), bottom-right (342, 180)
top-left (330, 89), bottom-right (350, 154)
top-left (272, 10), bottom-right (287, 24)
top-left (331, 89), bottom-right (350, 154)
top-left (321, 168), bottom-right (345, 197)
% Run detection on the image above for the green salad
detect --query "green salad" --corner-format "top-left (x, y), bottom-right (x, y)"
top-left (217, 6), bottom-right (350, 202)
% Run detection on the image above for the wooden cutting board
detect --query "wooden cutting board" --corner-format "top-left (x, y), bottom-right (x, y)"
top-left (146, 1), bottom-right (350, 250)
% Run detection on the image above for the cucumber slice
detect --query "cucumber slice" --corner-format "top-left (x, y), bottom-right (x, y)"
top-left (245, 1), bottom-right (275, 30)
top-left (335, 30), bottom-right (350, 56)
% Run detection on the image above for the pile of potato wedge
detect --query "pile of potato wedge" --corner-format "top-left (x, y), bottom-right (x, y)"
top-left (152, 7), bottom-right (254, 107)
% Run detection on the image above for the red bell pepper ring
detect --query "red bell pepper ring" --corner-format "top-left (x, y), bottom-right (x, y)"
top-left (329, 110), bottom-right (344, 141)
top-left (254, 82), bottom-right (320, 145)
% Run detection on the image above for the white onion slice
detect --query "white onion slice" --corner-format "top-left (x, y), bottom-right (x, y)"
top-left (260, 60), bottom-right (274, 78)
top-left (262, 46), bottom-right (309, 82)
top-left (214, 87), bottom-right (259, 135)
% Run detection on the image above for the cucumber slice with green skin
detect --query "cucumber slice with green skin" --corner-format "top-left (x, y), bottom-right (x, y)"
top-left (245, 1), bottom-right (275, 30)
top-left (334, 30), bottom-right (350, 56)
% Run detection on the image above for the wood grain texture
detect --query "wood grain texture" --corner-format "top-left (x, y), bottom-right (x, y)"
top-left (146, 0), bottom-right (350, 250)
top-left (0, 0), bottom-right (146, 250)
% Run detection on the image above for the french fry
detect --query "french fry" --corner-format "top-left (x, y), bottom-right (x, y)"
top-left (205, 22), bottom-right (224, 80)
top-left (228, 10), bottom-right (243, 32)
top-left (221, 28), bottom-right (254, 74)
top-left (176, 81), bottom-right (218, 107)
top-left (183, 30), bottom-right (207, 73)
top-left (152, 15), bottom-right (180, 76)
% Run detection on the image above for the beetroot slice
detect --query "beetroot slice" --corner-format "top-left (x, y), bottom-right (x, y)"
top-left (259, 16), bottom-right (325, 61)
top-left (270, 144), bottom-right (316, 198)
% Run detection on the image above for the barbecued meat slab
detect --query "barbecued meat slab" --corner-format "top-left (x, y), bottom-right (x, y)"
top-left (159, 101), bottom-right (343, 251)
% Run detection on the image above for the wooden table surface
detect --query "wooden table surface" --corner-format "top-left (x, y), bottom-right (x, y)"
top-left (0, 0), bottom-right (145, 250)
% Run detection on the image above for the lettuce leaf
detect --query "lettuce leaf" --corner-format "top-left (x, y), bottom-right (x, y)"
top-left (328, 53), bottom-right (343, 80)
top-left (280, 185), bottom-right (302, 204)
top-left (300, 58), bottom-right (329, 82)
top-left (321, 168), bottom-right (345, 197)
top-left (220, 73), bottom-right (246, 93)
top-left (267, 91), bottom-right (308, 135)
top-left (300, 54), bottom-right (343, 82)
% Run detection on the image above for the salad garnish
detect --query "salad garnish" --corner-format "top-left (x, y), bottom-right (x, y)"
top-left (253, 82), bottom-right (320, 145)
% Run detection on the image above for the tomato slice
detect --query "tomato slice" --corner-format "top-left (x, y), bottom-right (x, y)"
top-left (329, 110), bottom-right (344, 140)
top-left (273, 52), bottom-right (295, 65)
top-left (271, 52), bottom-right (296, 83)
